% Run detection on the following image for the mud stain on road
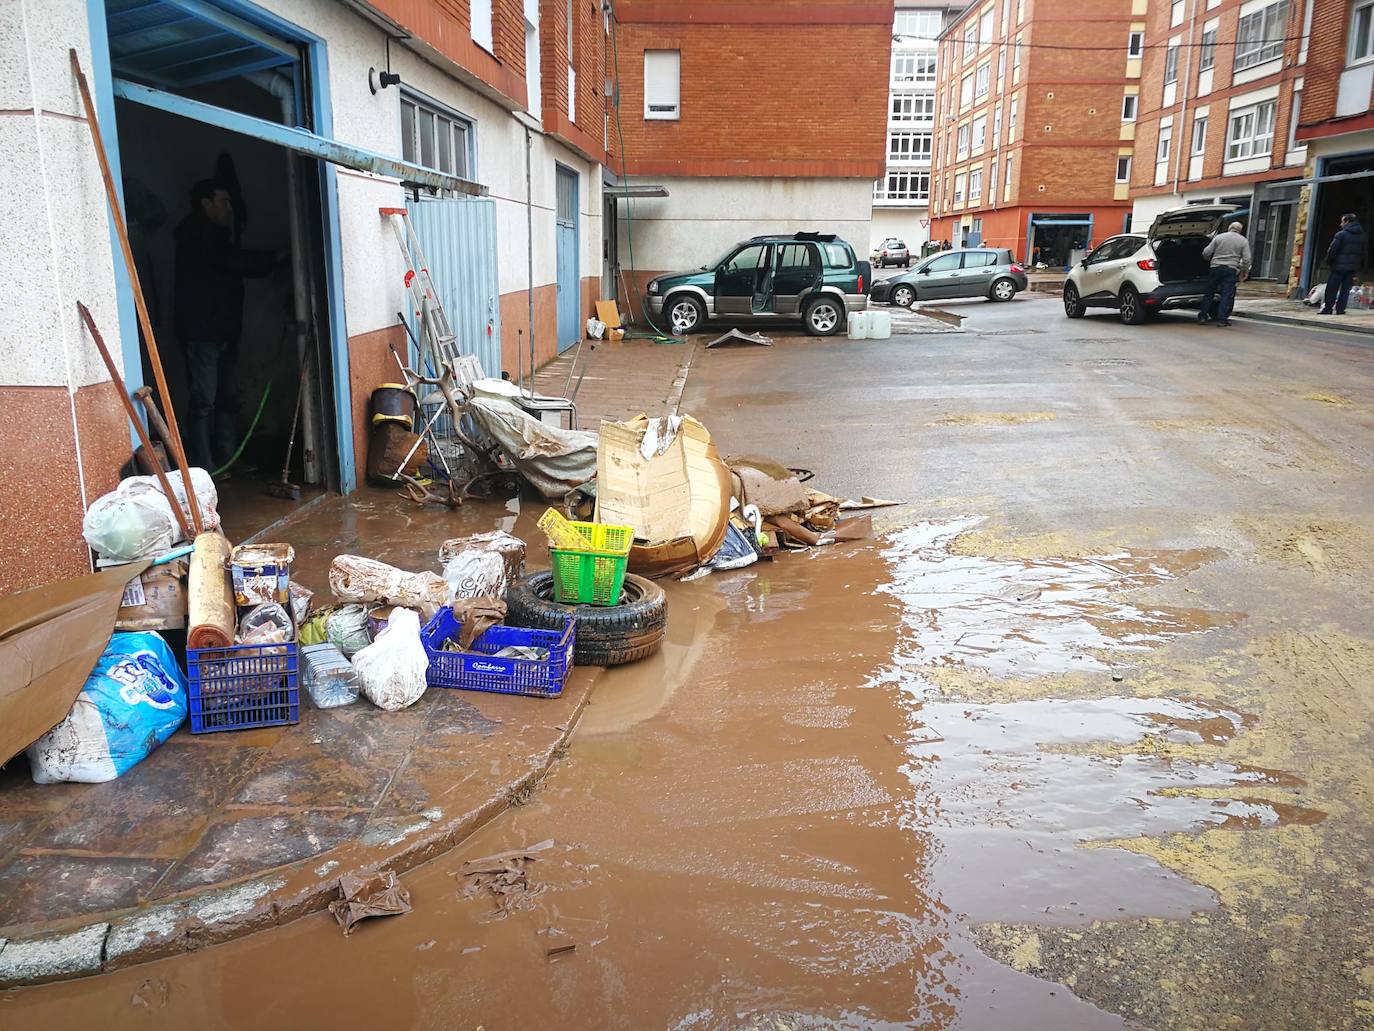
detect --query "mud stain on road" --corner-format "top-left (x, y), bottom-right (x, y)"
top-left (926, 412), bottom-right (1057, 427)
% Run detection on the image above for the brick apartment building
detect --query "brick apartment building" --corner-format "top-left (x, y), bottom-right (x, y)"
top-left (1128, 0), bottom-right (1311, 286)
top-left (872, 2), bottom-right (962, 257)
top-left (928, 0), bottom-right (1136, 267)
top-left (1292, 0), bottom-right (1374, 291)
top-left (605, 0), bottom-right (893, 316)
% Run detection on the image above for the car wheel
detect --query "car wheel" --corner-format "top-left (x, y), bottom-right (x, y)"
top-left (891, 284), bottom-right (916, 308)
top-left (1063, 283), bottom-right (1086, 319)
top-left (665, 294), bottom-right (705, 335)
top-left (990, 278), bottom-right (1018, 302)
top-left (803, 296), bottom-right (844, 336)
top-left (1119, 284), bottom-right (1147, 325)
top-left (506, 572), bottom-right (667, 667)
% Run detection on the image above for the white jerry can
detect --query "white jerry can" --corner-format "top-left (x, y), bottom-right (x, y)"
top-left (847, 311), bottom-right (869, 339)
top-left (866, 309), bottom-right (892, 339)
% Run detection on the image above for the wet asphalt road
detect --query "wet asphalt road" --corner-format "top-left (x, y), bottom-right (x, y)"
top-left (7, 295), bottom-right (1374, 1030)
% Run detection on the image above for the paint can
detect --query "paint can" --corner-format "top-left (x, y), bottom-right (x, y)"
top-left (369, 383), bottom-right (417, 429)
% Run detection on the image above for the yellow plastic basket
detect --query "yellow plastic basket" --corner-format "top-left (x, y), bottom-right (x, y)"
top-left (550, 522), bottom-right (634, 606)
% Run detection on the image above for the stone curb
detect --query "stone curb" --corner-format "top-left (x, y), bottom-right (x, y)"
top-left (0, 668), bottom-right (600, 989)
top-left (1231, 309), bottom-right (1374, 338)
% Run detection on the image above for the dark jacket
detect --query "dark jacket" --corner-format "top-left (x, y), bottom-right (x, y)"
top-left (1326, 219), bottom-right (1366, 274)
top-left (173, 212), bottom-right (273, 345)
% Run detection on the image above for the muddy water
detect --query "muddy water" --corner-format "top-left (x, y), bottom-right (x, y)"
top-left (4, 523), bottom-right (1298, 1029)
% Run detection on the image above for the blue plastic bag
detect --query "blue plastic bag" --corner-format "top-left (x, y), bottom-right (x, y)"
top-left (26, 631), bottom-right (187, 783)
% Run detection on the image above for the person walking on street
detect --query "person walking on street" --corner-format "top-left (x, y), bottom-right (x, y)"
top-left (173, 178), bottom-right (275, 473)
top-left (1198, 220), bottom-right (1251, 327)
top-left (1317, 213), bottom-right (1366, 315)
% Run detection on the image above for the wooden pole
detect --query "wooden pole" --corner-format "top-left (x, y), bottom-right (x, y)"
top-left (69, 48), bottom-right (203, 534)
top-left (77, 302), bottom-right (193, 541)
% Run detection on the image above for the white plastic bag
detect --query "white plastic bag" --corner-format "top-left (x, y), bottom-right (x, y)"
top-left (586, 317), bottom-right (606, 339)
top-left (239, 603), bottom-right (294, 645)
top-left (353, 607), bottom-right (429, 711)
top-left (1304, 283), bottom-right (1326, 307)
top-left (122, 468), bottom-right (220, 533)
top-left (329, 555), bottom-right (448, 619)
top-left (82, 490), bottom-right (177, 561)
top-left (439, 530), bottom-right (526, 601)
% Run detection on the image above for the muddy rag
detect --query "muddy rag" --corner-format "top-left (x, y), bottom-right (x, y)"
top-left (450, 597), bottom-right (507, 650)
top-left (329, 871), bottom-right (412, 934)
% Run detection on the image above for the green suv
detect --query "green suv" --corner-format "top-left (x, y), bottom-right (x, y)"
top-left (645, 233), bottom-right (871, 336)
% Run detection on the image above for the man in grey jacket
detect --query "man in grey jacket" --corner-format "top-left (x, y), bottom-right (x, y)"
top-left (1198, 221), bottom-right (1252, 327)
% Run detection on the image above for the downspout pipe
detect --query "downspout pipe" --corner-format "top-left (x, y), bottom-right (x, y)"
top-left (1172, 0), bottom-right (1198, 199)
top-left (246, 69), bottom-right (321, 485)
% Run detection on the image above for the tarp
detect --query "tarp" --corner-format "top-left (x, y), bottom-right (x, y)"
top-left (467, 397), bottom-right (598, 499)
top-left (0, 562), bottom-right (149, 765)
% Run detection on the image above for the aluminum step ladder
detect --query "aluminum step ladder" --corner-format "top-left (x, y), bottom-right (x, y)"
top-left (381, 206), bottom-right (459, 373)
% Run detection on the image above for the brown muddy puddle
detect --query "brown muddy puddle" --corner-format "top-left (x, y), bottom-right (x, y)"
top-left (1, 517), bottom-right (1306, 1030)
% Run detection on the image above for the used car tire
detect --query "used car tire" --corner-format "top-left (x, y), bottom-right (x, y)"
top-left (665, 293), bottom-right (705, 335)
top-left (990, 277), bottom-right (1017, 302)
top-left (891, 283), bottom-right (916, 308)
top-left (1063, 283), bottom-right (1086, 319)
top-left (505, 571), bottom-right (667, 667)
top-left (803, 296), bottom-right (844, 336)
top-left (1119, 284), bottom-right (1147, 325)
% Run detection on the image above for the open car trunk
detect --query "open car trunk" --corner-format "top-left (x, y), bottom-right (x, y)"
top-left (1149, 204), bottom-right (1238, 285)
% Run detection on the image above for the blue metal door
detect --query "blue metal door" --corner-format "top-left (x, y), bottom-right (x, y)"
top-left (555, 165), bottom-right (580, 354)
top-left (406, 196), bottom-right (502, 377)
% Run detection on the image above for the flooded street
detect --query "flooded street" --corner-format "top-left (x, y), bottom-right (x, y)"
top-left (6, 298), bottom-right (1374, 1029)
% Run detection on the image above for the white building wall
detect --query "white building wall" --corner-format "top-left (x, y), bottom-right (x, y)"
top-left (871, 207), bottom-right (931, 257)
top-left (0, 0), bottom-right (124, 390)
top-left (618, 177), bottom-right (874, 273)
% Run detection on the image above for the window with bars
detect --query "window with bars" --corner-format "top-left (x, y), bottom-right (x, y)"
top-left (1226, 100), bottom-right (1276, 159)
top-left (400, 92), bottom-right (473, 179)
top-left (1235, 1), bottom-right (1288, 70)
top-left (888, 131), bottom-right (933, 162)
top-left (890, 91), bottom-right (936, 122)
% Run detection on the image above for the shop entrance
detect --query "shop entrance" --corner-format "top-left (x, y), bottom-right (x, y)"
top-left (1302, 150), bottom-right (1374, 291)
top-left (1027, 214), bottom-right (1093, 270)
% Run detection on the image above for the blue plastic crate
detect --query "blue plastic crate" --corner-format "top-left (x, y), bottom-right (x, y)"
top-left (186, 642), bottom-right (300, 733)
top-left (421, 607), bottom-right (574, 698)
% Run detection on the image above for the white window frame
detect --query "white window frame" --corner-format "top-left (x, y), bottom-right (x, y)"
top-left (888, 130), bottom-right (933, 163)
top-left (1171, 0), bottom-right (1185, 26)
top-left (1003, 155), bottom-right (1014, 199)
top-left (1235, 1), bottom-right (1288, 71)
top-left (1116, 155), bottom-right (1132, 181)
top-left (1127, 30), bottom-right (1144, 57)
top-left (1200, 27), bottom-right (1218, 70)
top-left (1164, 43), bottom-right (1180, 84)
top-left (893, 53), bottom-right (937, 84)
top-left (891, 91), bottom-right (936, 122)
top-left (400, 90), bottom-right (475, 179)
top-left (875, 170), bottom-right (931, 202)
top-left (1191, 115), bottom-right (1209, 155)
top-left (960, 73), bottom-right (975, 106)
top-left (979, 10), bottom-right (994, 46)
top-left (969, 166), bottom-right (983, 201)
top-left (954, 172), bottom-right (967, 202)
top-left (972, 114), bottom-right (987, 151)
top-left (1008, 97), bottom-right (1019, 138)
top-left (989, 159), bottom-right (999, 195)
top-left (956, 123), bottom-right (971, 158)
top-left (975, 62), bottom-right (991, 98)
top-left (1351, 0), bottom-right (1374, 64)
top-left (1122, 94), bottom-right (1138, 121)
top-left (1288, 88), bottom-right (1303, 150)
top-left (1157, 124), bottom-right (1173, 163)
top-left (895, 9), bottom-right (943, 39)
top-left (963, 22), bottom-right (978, 61)
top-left (643, 50), bottom-right (681, 120)
top-left (1226, 99), bottom-right (1276, 159)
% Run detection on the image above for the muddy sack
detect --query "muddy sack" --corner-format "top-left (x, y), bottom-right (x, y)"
top-left (353, 607), bottom-right (429, 711)
top-left (26, 631), bottom-right (187, 783)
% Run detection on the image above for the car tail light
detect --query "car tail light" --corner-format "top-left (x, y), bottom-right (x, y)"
top-left (1137, 258), bottom-right (1158, 271)
top-left (858, 273), bottom-right (865, 293)
top-left (1009, 263), bottom-right (1025, 273)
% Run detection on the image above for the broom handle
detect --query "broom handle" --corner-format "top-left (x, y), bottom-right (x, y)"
top-left (70, 49), bottom-right (203, 534)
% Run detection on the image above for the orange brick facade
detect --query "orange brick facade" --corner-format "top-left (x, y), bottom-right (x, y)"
top-left (1298, 0), bottom-right (1374, 138)
top-left (929, 0), bottom-right (1134, 261)
top-left (611, 0), bottom-right (893, 178)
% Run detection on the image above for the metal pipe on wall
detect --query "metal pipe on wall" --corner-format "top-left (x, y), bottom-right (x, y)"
top-left (525, 123), bottom-right (535, 391)
top-left (247, 70), bottom-right (322, 485)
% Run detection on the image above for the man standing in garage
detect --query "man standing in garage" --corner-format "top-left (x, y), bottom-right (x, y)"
top-left (1317, 213), bottom-right (1366, 316)
top-left (1198, 221), bottom-right (1251, 327)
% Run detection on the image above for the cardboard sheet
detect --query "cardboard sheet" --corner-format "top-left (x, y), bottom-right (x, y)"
top-left (0, 561), bottom-right (149, 764)
top-left (594, 300), bottom-right (623, 330)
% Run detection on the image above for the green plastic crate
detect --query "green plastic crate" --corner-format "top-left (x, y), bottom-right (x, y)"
top-left (550, 522), bottom-right (634, 606)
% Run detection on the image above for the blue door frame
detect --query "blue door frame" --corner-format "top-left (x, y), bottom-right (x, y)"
top-left (1298, 151), bottom-right (1374, 293)
top-left (84, 0), bottom-right (358, 492)
top-left (555, 164), bottom-right (580, 354)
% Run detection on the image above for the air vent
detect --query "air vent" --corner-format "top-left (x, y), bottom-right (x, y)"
top-left (1038, 184), bottom-right (1046, 191)
top-left (1046, 91), bottom-right (1055, 99)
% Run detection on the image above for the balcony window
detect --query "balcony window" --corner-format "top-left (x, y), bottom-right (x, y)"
top-left (888, 131), bottom-right (933, 163)
top-left (1235, 1), bottom-right (1288, 70)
